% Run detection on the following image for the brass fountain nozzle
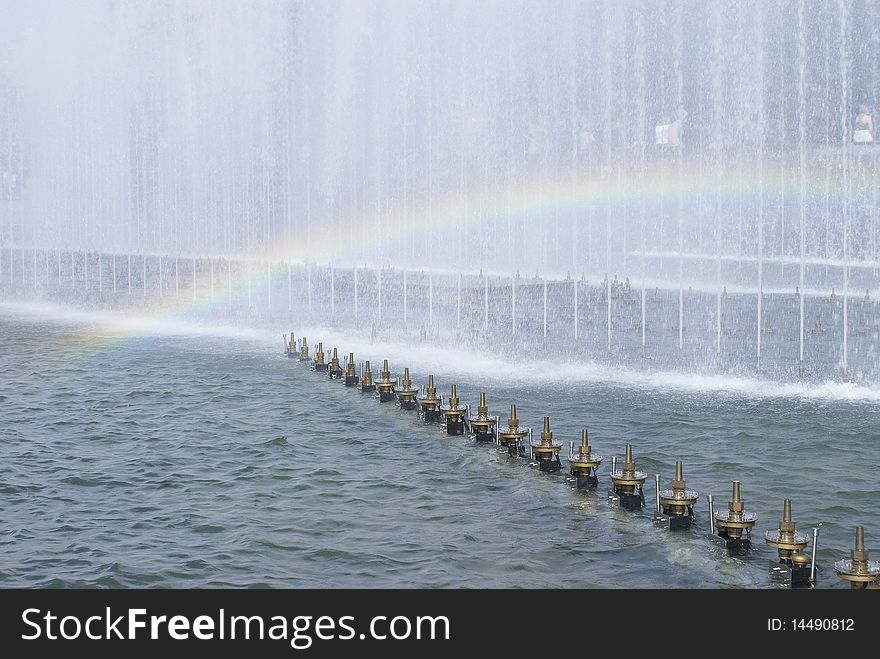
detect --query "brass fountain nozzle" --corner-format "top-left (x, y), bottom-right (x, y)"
top-left (714, 480), bottom-right (758, 543)
top-left (287, 333), bottom-right (296, 354)
top-left (622, 444), bottom-right (636, 479)
top-left (362, 360), bottom-right (374, 386)
top-left (311, 341), bottom-right (327, 371)
top-left (497, 403), bottom-right (528, 452)
top-left (764, 499), bottom-right (809, 563)
top-left (396, 367), bottom-right (419, 409)
top-left (419, 374), bottom-right (441, 406)
top-left (418, 374), bottom-right (442, 421)
top-left (298, 336), bottom-right (310, 361)
top-left (540, 416), bottom-right (552, 443)
top-left (568, 428), bottom-right (603, 487)
top-left (854, 526), bottom-right (867, 564)
top-left (440, 384), bottom-right (463, 414)
top-left (610, 443), bottom-right (647, 502)
top-left (659, 460), bottom-right (699, 519)
top-left (835, 526), bottom-right (880, 588)
top-left (376, 359), bottom-right (395, 400)
top-left (477, 391), bottom-right (488, 418)
top-left (578, 429), bottom-right (592, 460)
top-left (345, 353), bottom-right (356, 378)
top-left (508, 404), bottom-right (520, 431)
top-left (531, 416), bottom-right (562, 471)
top-left (329, 347), bottom-right (340, 370)
top-left (469, 391), bottom-right (497, 440)
top-left (440, 384), bottom-right (466, 435)
top-left (448, 384), bottom-right (460, 410)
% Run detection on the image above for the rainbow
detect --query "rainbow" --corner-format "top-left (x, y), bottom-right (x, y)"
top-left (35, 156), bottom-right (880, 351)
top-left (259, 158), bottom-right (878, 266)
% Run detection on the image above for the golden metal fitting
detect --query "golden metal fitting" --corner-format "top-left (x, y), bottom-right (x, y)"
top-left (498, 404), bottom-right (528, 446)
top-left (469, 392), bottom-right (497, 434)
top-left (362, 360), bottom-right (374, 386)
top-left (835, 526), bottom-right (880, 588)
top-left (531, 416), bottom-right (561, 458)
top-left (569, 428), bottom-right (603, 476)
top-left (764, 499), bottom-right (809, 562)
top-left (610, 443), bottom-right (647, 495)
top-left (714, 481), bottom-right (758, 540)
top-left (659, 460), bottom-right (699, 517)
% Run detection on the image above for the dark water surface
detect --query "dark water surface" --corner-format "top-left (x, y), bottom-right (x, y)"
top-left (1, 309), bottom-right (878, 588)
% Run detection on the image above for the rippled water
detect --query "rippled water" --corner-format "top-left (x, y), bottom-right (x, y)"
top-left (1, 304), bottom-right (878, 588)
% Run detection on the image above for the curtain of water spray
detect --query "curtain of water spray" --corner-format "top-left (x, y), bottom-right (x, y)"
top-left (711, 3), bottom-right (723, 365)
top-left (839, 0), bottom-right (850, 379)
top-left (755, 4), bottom-right (766, 372)
top-left (1, 1), bottom-right (879, 382)
top-left (798, 0), bottom-right (807, 374)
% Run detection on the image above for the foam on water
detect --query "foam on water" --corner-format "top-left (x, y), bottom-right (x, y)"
top-left (3, 299), bottom-right (878, 404)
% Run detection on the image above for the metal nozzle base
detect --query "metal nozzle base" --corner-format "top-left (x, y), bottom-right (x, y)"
top-left (312, 363), bottom-right (328, 372)
top-left (444, 418), bottom-right (465, 436)
top-left (360, 383), bottom-right (376, 393)
top-left (344, 375), bottom-right (360, 387)
top-left (420, 408), bottom-right (442, 423)
top-left (609, 487), bottom-right (645, 511)
top-left (716, 528), bottom-right (754, 556)
top-left (575, 474), bottom-right (599, 490)
top-left (654, 508), bottom-right (695, 531)
top-left (473, 430), bottom-right (496, 443)
top-left (536, 456), bottom-right (562, 473)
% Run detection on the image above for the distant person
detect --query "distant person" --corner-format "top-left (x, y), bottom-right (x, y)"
top-left (654, 116), bottom-right (669, 145)
top-left (853, 103), bottom-right (874, 143)
top-left (655, 108), bottom-right (688, 146)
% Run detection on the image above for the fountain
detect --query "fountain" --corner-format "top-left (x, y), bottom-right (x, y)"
top-left (0, 1), bottom-right (878, 386)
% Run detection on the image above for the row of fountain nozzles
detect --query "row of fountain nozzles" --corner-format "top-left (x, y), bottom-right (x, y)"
top-left (290, 340), bottom-right (880, 588)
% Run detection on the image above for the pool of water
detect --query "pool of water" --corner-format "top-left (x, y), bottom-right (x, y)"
top-left (1, 303), bottom-right (877, 588)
